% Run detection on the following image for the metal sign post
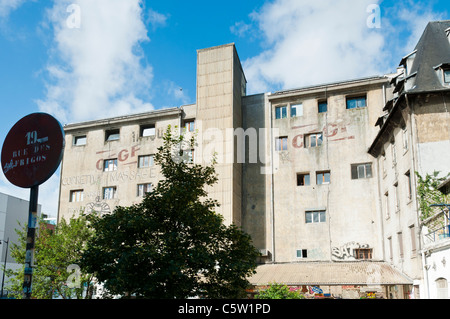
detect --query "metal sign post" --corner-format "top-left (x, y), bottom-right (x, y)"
top-left (23, 185), bottom-right (39, 299)
top-left (1, 112), bottom-right (64, 299)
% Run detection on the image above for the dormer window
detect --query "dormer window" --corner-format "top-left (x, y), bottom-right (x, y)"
top-left (433, 63), bottom-right (450, 85)
top-left (399, 50), bottom-right (417, 76)
top-left (444, 69), bottom-right (450, 83)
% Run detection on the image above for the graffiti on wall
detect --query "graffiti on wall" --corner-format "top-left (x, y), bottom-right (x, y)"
top-left (291, 121), bottom-right (356, 149)
top-left (85, 196), bottom-right (111, 215)
top-left (331, 241), bottom-right (370, 260)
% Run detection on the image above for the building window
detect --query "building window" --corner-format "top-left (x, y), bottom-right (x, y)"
top-left (297, 173), bottom-right (310, 186)
top-left (382, 155), bottom-right (387, 177)
top-left (409, 225), bottom-right (416, 256)
top-left (351, 163), bottom-right (372, 179)
top-left (436, 278), bottom-right (449, 299)
top-left (138, 155), bottom-right (154, 168)
top-left (394, 182), bottom-right (399, 212)
top-left (184, 120), bottom-right (195, 132)
top-left (275, 136), bottom-right (288, 151)
top-left (137, 183), bottom-right (152, 197)
top-left (355, 248), bottom-right (372, 260)
top-left (316, 171), bottom-right (330, 185)
top-left (104, 159), bottom-right (118, 172)
top-left (73, 135), bottom-right (87, 146)
top-left (290, 103), bottom-right (303, 117)
top-left (103, 187), bottom-right (117, 200)
top-left (318, 100), bottom-right (328, 113)
top-left (346, 95), bottom-right (367, 109)
top-left (296, 249), bottom-right (308, 258)
top-left (388, 237), bottom-right (393, 261)
top-left (275, 105), bottom-right (287, 119)
top-left (384, 192), bottom-right (390, 219)
top-left (187, 149), bottom-right (194, 163)
top-left (105, 129), bottom-right (120, 141)
top-left (305, 210), bottom-right (326, 224)
top-left (398, 232), bottom-right (404, 258)
top-left (444, 69), bottom-right (450, 83)
top-left (391, 141), bottom-right (397, 166)
top-left (70, 190), bottom-right (84, 202)
top-left (304, 133), bottom-right (323, 148)
top-left (140, 124), bottom-right (155, 137)
top-left (405, 171), bottom-right (412, 200)
top-left (402, 127), bottom-right (408, 152)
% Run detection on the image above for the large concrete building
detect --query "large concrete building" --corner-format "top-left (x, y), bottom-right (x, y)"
top-left (58, 22), bottom-right (450, 299)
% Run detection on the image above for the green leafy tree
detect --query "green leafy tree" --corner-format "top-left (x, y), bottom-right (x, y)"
top-left (4, 215), bottom-right (95, 299)
top-left (80, 127), bottom-right (260, 298)
top-left (416, 171), bottom-right (449, 222)
top-left (255, 283), bottom-right (305, 299)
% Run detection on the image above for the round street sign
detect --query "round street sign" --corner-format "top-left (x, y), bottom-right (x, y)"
top-left (1, 112), bottom-right (65, 188)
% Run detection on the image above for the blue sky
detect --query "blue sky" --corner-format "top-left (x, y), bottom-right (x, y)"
top-left (0, 0), bottom-right (448, 218)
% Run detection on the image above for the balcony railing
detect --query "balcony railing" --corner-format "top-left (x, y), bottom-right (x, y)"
top-left (424, 225), bottom-right (450, 243)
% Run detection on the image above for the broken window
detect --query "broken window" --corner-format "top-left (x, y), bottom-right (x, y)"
top-left (140, 124), bottom-right (155, 137)
top-left (297, 173), bottom-right (310, 186)
top-left (105, 129), bottom-right (120, 141)
top-left (351, 163), bottom-right (372, 179)
top-left (73, 135), bottom-right (87, 146)
top-left (104, 159), bottom-right (118, 172)
top-left (290, 103), bottom-right (303, 117)
top-left (304, 133), bottom-right (323, 148)
top-left (275, 105), bottom-right (287, 119)
top-left (316, 171), bottom-right (330, 185)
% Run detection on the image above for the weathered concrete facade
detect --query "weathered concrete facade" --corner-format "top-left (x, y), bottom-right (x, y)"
top-left (264, 77), bottom-right (391, 263)
top-left (368, 21), bottom-right (450, 298)
top-left (58, 21), bottom-right (450, 299)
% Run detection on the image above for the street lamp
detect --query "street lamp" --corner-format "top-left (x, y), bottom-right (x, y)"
top-left (0, 238), bottom-right (9, 299)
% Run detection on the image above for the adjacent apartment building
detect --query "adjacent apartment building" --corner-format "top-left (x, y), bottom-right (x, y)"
top-left (58, 21), bottom-right (450, 299)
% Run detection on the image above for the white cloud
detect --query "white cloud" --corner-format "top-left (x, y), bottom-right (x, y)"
top-left (147, 8), bottom-right (169, 31)
top-left (36, 0), bottom-right (154, 123)
top-left (242, 0), bottom-right (446, 94)
top-left (396, 2), bottom-right (446, 53)
top-left (243, 0), bottom-right (388, 94)
top-left (230, 21), bottom-right (252, 37)
top-left (0, 0), bottom-right (28, 18)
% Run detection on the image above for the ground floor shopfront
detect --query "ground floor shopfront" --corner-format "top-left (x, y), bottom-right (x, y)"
top-left (248, 262), bottom-right (414, 299)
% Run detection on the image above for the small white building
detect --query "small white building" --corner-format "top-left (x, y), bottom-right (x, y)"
top-left (0, 192), bottom-right (41, 297)
top-left (421, 179), bottom-right (450, 299)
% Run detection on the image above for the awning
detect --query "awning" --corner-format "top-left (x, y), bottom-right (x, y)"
top-left (248, 262), bottom-right (413, 286)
